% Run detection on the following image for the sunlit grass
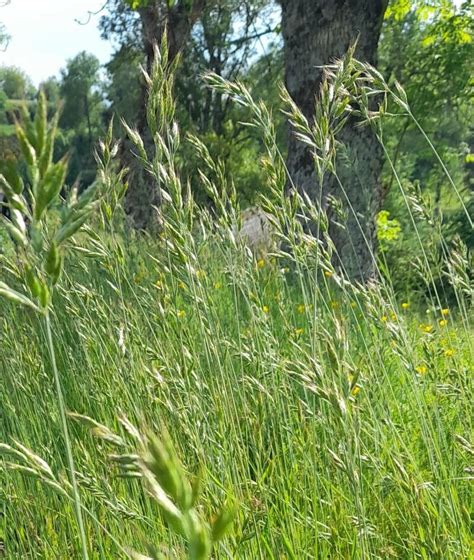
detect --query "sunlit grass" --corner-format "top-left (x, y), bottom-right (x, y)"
top-left (1, 231), bottom-right (472, 558)
top-left (0, 44), bottom-right (472, 559)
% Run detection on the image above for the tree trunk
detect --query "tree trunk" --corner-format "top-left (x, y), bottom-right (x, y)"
top-left (123, 0), bottom-right (207, 230)
top-left (280, 0), bottom-right (388, 281)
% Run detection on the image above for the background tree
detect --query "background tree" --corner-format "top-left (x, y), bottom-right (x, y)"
top-left (38, 76), bottom-right (61, 108)
top-left (174, 0), bottom-right (276, 134)
top-left (0, 65), bottom-right (35, 99)
top-left (104, 45), bottom-right (143, 130)
top-left (173, 0), bottom-right (278, 206)
top-left (100, 0), bottom-right (208, 229)
top-left (60, 52), bottom-right (101, 146)
top-left (279, 0), bottom-right (389, 280)
top-left (59, 52), bottom-right (104, 188)
top-left (101, 0), bottom-right (275, 226)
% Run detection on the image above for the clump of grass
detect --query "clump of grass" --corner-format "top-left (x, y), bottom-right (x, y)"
top-left (68, 412), bottom-right (236, 560)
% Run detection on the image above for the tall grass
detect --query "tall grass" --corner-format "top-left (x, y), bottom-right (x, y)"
top-left (0, 44), bottom-right (472, 559)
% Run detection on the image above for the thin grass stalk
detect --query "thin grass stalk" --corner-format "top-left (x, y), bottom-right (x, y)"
top-left (44, 311), bottom-right (89, 560)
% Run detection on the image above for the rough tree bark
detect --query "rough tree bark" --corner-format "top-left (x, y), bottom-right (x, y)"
top-left (123, 0), bottom-right (207, 230)
top-left (280, 0), bottom-right (389, 281)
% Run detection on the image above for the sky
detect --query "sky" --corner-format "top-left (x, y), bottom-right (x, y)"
top-left (0, 0), bottom-right (114, 85)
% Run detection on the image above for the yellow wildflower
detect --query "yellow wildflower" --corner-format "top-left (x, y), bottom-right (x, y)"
top-left (262, 305), bottom-right (270, 314)
top-left (177, 309), bottom-right (186, 319)
top-left (196, 269), bottom-right (206, 279)
top-left (257, 258), bottom-right (265, 269)
top-left (214, 281), bottom-right (222, 289)
top-left (297, 304), bottom-right (306, 314)
top-left (294, 327), bottom-right (304, 336)
top-left (439, 319), bottom-right (448, 327)
top-left (381, 315), bottom-right (388, 323)
top-left (441, 308), bottom-right (449, 317)
top-left (351, 386), bottom-right (360, 397)
top-left (324, 270), bottom-right (333, 278)
top-left (443, 348), bottom-right (454, 358)
top-left (330, 300), bottom-right (339, 310)
top-left (419, 323), bottom-right (433, 334)
top-left (415, 365), bottom-right (427, 375)
top-left (178, 281), bottom-right (186, 290)
top-left (391, 313), bottom-right (397, 321)
top-left (401, 302), bottom-right (410, 310)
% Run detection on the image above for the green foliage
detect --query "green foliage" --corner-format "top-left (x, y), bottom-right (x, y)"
top-left (376, 210), bottom-right (402, 247)
top-left (382, 0), bottom-right (473, 118)
top-left (125, 0), bottom-right (148, 8)
top-left (378, 0), bottom-right (473, 289)
top-left (60, 52), bottom-right (101, 130)
top-left (38, 76), bottom-right (61, 107)
top-left (0, 89), bottom-right (7, 125)
top-left (0, 65), bottom-right (35, 99)
top-left (104, 46), bottom-right (143, 130)
top-left (59, 51), bottom-right (105, 188)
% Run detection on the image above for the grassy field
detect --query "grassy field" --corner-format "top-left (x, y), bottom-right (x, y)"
top-left (1, 223), bottom-right (472, 558)
top-left (0, 53), bottom-right (473, 559)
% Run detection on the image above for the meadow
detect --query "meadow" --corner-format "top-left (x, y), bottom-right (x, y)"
top-left (0, 49), bottom-right (472, 559)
